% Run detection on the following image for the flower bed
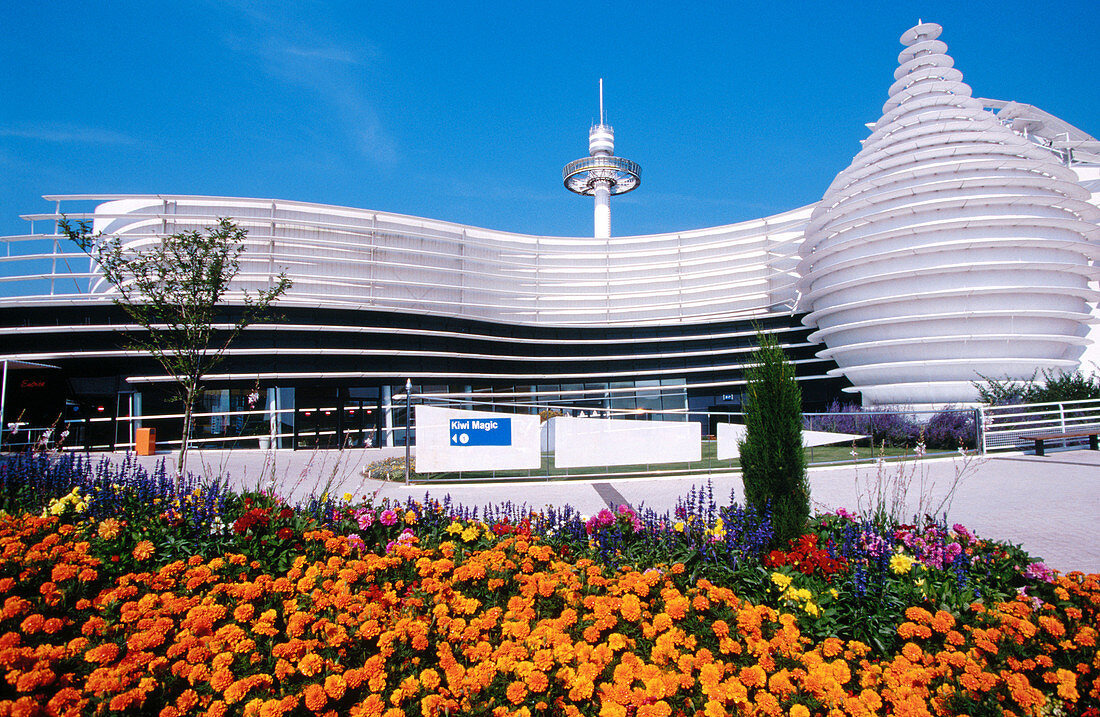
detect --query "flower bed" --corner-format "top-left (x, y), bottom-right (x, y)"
top-left (0, 454), bottom-right (1097, 716)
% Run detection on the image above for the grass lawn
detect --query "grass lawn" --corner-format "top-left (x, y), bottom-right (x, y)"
top-left (413, 441), bottom-right (957, 482)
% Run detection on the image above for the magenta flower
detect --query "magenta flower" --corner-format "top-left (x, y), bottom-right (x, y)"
top-left (379, 509), bottom-right (398, 526)
top-left (1024, 561), bottom-right (1055, 583)
top-left (355, 508), bottom-right (375, 530)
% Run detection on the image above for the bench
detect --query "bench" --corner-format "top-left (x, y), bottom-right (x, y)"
top-left (1027, 427), bottom-right (1100, 456)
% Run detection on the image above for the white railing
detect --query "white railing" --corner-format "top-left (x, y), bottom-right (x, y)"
top-left (979, 397), bottom-right (1100, 453)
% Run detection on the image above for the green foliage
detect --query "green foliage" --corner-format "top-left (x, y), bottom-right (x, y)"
top-left (974, 369), bottom-right (1100, 405)
top-left (60, 217), bottom-right (291, 476)
top-left (738, 331), bottom-right (809, 545)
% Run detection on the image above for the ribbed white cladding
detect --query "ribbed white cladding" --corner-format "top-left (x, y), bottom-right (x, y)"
top-left (63, 195), bottom-right (808, 327)
top-left (798, 22), bottom-right (1100, 406)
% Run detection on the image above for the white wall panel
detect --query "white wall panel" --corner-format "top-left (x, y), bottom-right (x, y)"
top-left (552, 416), bottom-right (700, 468)
top-left (414, 406), bottom-right (541, 472)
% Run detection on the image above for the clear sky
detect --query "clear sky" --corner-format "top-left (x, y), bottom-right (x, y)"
top-left (1, 1), bottom-right (1096, 239)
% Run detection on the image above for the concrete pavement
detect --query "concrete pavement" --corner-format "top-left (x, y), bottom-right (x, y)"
top-left (118, 446), bottom-right (1100, 574)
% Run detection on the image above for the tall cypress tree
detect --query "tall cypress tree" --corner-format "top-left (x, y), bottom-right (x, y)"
top-left (738, 331), bottom-right (809, 545)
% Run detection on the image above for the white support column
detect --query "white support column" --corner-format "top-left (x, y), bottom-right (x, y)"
top-left (594, 181), bottom-right (611, 239)
top-left (382, 385), bottom-right (393, 447)
top-left (266, 389), bottom-right (278, 449)
top-left (0, 361), bottom-right (7, 452)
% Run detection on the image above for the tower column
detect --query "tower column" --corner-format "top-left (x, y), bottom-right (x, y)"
top-left (593, 181), bottom-right (611, 239)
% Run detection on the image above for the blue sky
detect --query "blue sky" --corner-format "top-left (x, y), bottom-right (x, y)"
top-left (1, 1), bottom-right (1096, 239)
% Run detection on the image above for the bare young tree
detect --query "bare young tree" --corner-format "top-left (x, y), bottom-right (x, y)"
top-left (60, 217), bottom-right (291, 477)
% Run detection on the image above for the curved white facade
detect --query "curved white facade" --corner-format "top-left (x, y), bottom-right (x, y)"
top-left (78, 196), bottom-right (806, 327)
top-left (798, 22), bottom-right (1100, 405)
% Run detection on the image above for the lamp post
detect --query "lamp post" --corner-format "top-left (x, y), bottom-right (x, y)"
top-left (404, 378), bottom-right (412, 485)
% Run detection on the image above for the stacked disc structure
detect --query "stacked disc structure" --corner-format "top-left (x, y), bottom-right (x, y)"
top-left (798, 21), bottom-right (1100, 406)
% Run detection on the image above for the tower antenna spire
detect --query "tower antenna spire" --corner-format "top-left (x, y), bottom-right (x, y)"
top-left (562, 81), bottom-right (641, 239)
top-left (599, 78), bottom-right (605, 125)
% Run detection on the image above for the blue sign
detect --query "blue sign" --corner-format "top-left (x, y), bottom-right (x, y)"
top-left (450, 417), bottom-right (511, 446)
top-left (721, 394), bottom-right (736, 402)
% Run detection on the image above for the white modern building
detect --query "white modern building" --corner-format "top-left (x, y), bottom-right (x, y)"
top-left (0, 21), bottom-right (1097, 450)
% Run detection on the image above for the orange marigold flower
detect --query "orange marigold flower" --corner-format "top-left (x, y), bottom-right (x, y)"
top-left (526, 670), bottom-right (549, 693)
top-left (739, 665), bottom-right (766, 689)
top-left (353, 694), bottom-right (386, 716)
top-left (420, 669), bottom-right (441, 691)
top-left (210, 669), bottom-right (235, 693)
top-left (703, 699), bottom-right (727, 717)
top-left (98, 518), bottom-right (122, 541)
top-left (507, 681), bottom-right (529, 705)
top-left (931, 610), bottom-right (956, 633)
top-left (176, 689), bottom-right (200, 712)
top-left (234, 604), bottom-right (255, 623)
top-left (84, 642), bottom-right (120, 664)
top-left (904, 606), bottom-right (933, 624)
top-left (19, 613), bottom-right (44, 634)
top-left (325, 674), bottom-right (347, 700)
top-left (1055, 668), bottom-right (1079, 701)
top-left (299, 653), bottom-right (324, 677)
top-left (901, 642), bottom-right (924, 663)
top-left (789, 706), bottom-right (810, 717)
top-left (304, 684), bottom-right (327, 713)
top-left (132, 540), bottom-right (155, 561)
top-left (1038, 615), bottom-right (1066, 638)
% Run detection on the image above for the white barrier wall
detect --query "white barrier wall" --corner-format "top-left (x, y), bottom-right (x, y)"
top-left (414, 406), bottom-right (541, 472)
top-left (717, 422), bottom-right (865, 459)
top-left (716, 423), bottom-right (748, 460)
top-left (552, 417), bottom-right (701, 468)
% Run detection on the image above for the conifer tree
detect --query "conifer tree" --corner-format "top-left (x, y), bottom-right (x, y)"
top-left (738, 331), bottom-right (809, 545)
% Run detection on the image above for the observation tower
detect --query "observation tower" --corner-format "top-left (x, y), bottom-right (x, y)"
top-left (563, 80), bottom-right (641, 238)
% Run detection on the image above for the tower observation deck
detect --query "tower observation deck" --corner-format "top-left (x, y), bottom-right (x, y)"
top-left (563, 80), bottom-right (641, 238)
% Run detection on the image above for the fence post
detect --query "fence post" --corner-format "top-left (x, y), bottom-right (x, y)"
top-left (1059, 403), bottom-right (1067, 450)
top-left (975, 406), bottom-right (985, 455)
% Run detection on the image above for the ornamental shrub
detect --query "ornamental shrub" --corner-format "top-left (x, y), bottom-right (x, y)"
top-left (738, 331), bottom-right (809, 545)
top-left (975, 368), bottom-right (1100, 405)
top-left (923, 407), bottom-right (976, 449)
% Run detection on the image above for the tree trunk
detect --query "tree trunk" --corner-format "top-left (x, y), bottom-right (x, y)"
top-left (178, 386), bottom-right (195, 482)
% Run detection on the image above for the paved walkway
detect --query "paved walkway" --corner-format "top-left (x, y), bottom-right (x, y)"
top-left (120, 446), bottom-right (1100, 574)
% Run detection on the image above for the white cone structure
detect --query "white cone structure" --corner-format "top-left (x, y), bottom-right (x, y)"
top-left (798, 21), bottom-right (1100, 406)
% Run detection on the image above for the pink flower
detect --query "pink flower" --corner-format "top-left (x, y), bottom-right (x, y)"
top-left (379, 509), bottom-right (398, 526)
top-left (1024, 562), bottom-right (1055, 583)
top-left (356, 508), bottom-right (375, 530)
top-left (347, 533), bottom-right (365, 550)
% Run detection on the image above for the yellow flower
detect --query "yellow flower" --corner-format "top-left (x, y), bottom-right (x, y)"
top-left (342, 492), bottom-right (353, 503)
top-left (98, 518), bottom-right (121, 541)
top-left (445, 521), bottom-right (464, 535)
top-left (461, 526), bottom-right (479, 542)
top-left (132, 540), bottom-right (155, 561)
top-left (770, 572), bottom-right (793, 590)
top-left (890, 553), bottom-right (915, 575)
top-left (673, 522), bottom-right (685, 533)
